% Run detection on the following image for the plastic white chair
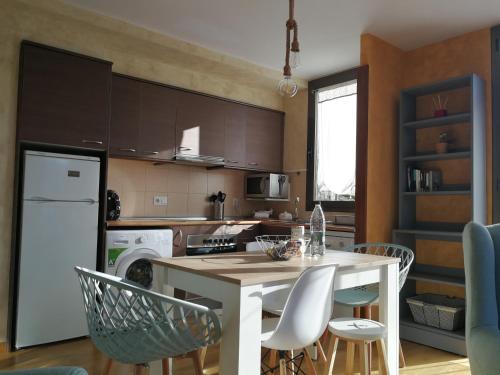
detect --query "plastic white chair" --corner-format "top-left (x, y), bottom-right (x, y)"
top-left (74, 267), bottom-right (221, 375)
top-left (261, 264), bottom-right (337, 375)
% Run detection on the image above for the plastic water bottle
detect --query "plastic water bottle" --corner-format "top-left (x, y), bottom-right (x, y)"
top-left (310, 203), bottom-right (326, 256)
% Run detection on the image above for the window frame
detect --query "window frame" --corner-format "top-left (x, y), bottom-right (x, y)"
top-left (306, 66), bottom-right (368, 216)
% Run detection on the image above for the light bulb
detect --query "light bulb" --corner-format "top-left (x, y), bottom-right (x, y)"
top-left (290, 50), bottom-right (300, 68)
top-left (278, 76), bottom-right (298, 98)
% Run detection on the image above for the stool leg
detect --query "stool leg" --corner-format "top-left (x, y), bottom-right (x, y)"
top-left (279, 358), bottom-right (287, 375)
top-left (104, 358), bottom-right (113, 375)
top-left (134, 365), bottom-right (147, 375)
top-left (324, 335), bottom-right (339, 375)
top-left (358, 341), bottom-right (369, 375)
top-left (345, 341), bottom-right (356, 375)
top-left (316, 340), bottom-right (327, 363)
top-left (190, 350), bottom-right (204, 375)
top-left (289, 350), bottom-right (295, 373)
top-left (361, 305), bottom-right (372, 375)
top-left (161, 359), bottom-right (171, 375)
top-left (376, 339), bottom-right (389, 375)
top-left (269, 349), bottom-right (278, 371)
top-left (303, 348), bottom-right (318, 375)
top-left (399, 340), bottom-right (406, 368)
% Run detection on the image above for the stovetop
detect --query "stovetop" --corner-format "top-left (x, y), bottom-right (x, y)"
top-left (186, 234), bottom-right (238, 256)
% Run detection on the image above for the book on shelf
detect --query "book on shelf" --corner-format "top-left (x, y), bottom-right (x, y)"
top-left (407, 167), bottom-right (442, 192)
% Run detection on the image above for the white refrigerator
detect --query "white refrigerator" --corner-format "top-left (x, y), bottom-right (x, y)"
top-left (15, 150), bottom-right (101, 348)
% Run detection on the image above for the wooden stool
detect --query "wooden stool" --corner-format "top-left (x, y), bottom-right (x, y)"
top-left (323, 318), bottom-right (389, 375)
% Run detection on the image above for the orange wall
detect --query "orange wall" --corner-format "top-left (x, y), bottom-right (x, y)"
top-left (403, 28), bottom-right (492, 223)
top-left (360, 28), bottom-right (492, 243)
top-left (360, 34), bottom-right (404, 242)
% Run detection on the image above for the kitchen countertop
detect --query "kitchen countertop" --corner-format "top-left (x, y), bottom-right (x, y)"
top-left (106, 218), bottom-right (355, 232)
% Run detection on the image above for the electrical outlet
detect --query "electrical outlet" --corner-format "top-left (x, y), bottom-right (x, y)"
top-left (154, 195), bottom-right (168, 206)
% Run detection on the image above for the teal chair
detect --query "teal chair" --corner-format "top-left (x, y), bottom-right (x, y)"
top-left (74, 267), bottom-right (222, 375)
top-left (334, 243), bottom-right (414, 368)
top-left (463, 222), bottom-right (500, 375)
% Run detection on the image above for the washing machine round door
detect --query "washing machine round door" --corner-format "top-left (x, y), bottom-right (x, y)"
top-left (114, 248), bottom-right (160, 289)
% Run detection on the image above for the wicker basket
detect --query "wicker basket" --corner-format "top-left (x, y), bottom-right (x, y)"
top-left (406, 293), bottom-right (465, 331)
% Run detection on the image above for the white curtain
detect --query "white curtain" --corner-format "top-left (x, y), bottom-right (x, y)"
top-left (314, 80), bottom-right (357, 201)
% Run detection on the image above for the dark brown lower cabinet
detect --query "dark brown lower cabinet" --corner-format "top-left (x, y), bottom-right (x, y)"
top-left (17, 41), bottom-right (111, 150)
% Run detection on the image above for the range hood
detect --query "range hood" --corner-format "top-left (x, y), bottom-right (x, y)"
top-left (174, 154), bottom-right (225, 167)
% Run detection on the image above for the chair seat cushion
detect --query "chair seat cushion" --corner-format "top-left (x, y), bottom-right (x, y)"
top-left (261, 318), bottom-right (280, 342)
top-left (334, 287), bottom-right (379, 307)
top-left (328, 318), bottom-right (386, 341)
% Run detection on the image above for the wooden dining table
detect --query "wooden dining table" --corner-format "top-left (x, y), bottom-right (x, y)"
top-left (152, 251), bottom-right (400, 375)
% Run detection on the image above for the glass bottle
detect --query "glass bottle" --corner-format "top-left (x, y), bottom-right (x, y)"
top-left (309, 203), bottom-right (326, 256)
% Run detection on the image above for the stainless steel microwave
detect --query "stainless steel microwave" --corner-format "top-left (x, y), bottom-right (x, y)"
top-left (245, 173), bottom-right (289, 200)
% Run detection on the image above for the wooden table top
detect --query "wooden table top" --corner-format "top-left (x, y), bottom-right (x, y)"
top-left (152, 251), bottom-right (400, 286)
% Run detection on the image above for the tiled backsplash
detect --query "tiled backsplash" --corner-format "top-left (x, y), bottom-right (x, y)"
top-left (107, 158), bottom-right (267, 218)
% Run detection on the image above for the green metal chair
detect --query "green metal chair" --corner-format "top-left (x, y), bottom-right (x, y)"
top-left (333, 243), bottom-right (414, 368)
top-left (334, 243), bottom-right (414, 307)
top-left (74, 266), bottom-right (222, 375)
top-left (463, 222), bottom-right (500, 375)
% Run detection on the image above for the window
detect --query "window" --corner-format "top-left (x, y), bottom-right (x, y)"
top-left (306, 67), bottom-right (368, 213)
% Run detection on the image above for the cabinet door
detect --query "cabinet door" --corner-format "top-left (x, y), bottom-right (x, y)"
top-left (176, 92), bottom-right (225, 157)
top-left (109, 75), bottom-right (140, 157)
top-left (245, 107), bottom-right (284, 171)
top-left (17, 43), bottom-right (111, 150)
top-left (224, 102), bottom-right (247, 168)
top-left (139, 82), bottom-right (177, 160)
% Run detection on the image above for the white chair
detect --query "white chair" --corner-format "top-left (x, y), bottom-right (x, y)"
top-left (261, 264), bottom-right (337, 375)
top-left (324, 318), bottom-right (389, 375)
top-left (74, 267), bottom-right (221, 375)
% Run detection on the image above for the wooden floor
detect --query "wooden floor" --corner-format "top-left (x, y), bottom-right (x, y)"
top-left (0, 338), bottom-right (470, 374)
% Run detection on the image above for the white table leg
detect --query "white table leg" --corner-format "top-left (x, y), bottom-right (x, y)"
top-left (379, 263), bottom-right (399, 374)
top-left (220, 283), bottom-right (263, 375)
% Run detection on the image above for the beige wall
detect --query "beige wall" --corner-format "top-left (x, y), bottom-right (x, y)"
top-left (0, 0), bottom-right (287, 341)
top-left (108, 159), bottom-right (266, 218)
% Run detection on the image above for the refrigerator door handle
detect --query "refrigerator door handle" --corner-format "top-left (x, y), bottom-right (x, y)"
top-left (81, 198), bottom-right (97, 205)
top-left (28, 196), bottom-right (57, 202)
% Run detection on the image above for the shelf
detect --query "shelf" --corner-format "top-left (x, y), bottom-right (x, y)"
top-left (401, 75), bottom-right (471, 97)
top-left (400, 317), bottom-right (466, 356)
top-left (393, 229), bottom-right (462, 241)
top-left (402, 151), bottom-right (471, 162)
top-left (407, 271), bottom-right (465, 287)
top-left (402, 113), bottom-right (470, 129)
top-left (403, 190), bottom-right (470, 196)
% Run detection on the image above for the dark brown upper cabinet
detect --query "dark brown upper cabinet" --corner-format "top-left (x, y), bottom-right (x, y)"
top-left (109, 75), bottom-right (177, 161)
top-left (139, 82), bottom-right (177, 160)
top-left (17, 42), bottom-right (111, 150)
top-left (245, 107), bottom-right (284, 171)
top-left (224, 102), bottom-right (247, 167)
top-left (176, 91), bottom-right (226, 158)
top-left (109, 75), bottom-right (140, 157)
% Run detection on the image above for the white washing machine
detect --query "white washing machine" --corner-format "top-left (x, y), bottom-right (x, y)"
top-left (105, 229), bottom-right (173, 289)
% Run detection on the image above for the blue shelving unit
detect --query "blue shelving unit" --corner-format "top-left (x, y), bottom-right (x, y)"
top-left (393, 74), bottom-right (487, 356)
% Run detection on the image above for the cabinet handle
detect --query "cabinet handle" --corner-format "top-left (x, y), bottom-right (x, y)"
top-left (143, 151), bottom-right (159, 155)
top-left (179, 146), bottom-right (192, 151)
top-left (248, 162), bottom-right (258, 166)
top-left (119, 148), bottom-right (136, 153)
top-left (227, 160), bottom-right (239, 164)
top-left (82, 140), bottom-right (103, 145)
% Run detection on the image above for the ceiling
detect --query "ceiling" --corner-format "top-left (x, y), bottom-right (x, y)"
top-left (63, 0), bottom-right (500, 80)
